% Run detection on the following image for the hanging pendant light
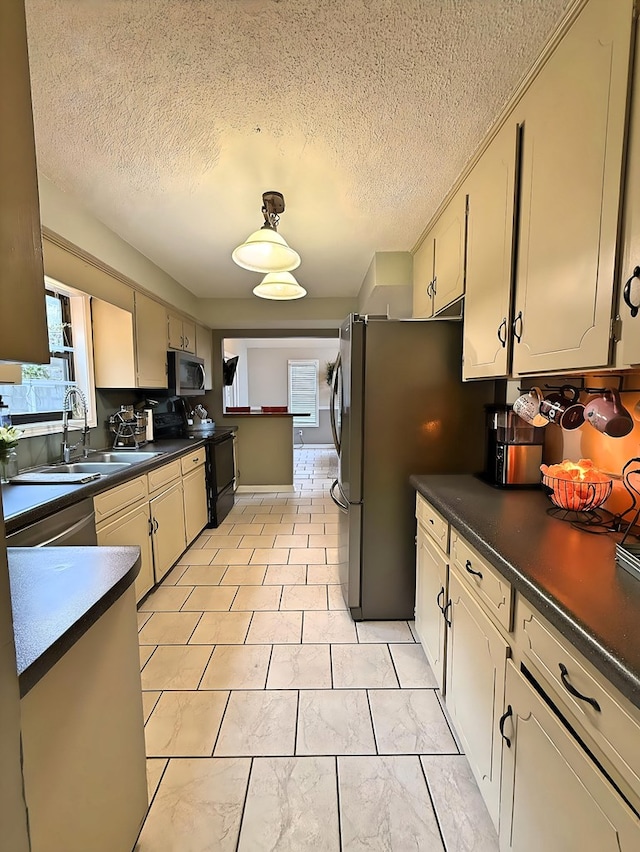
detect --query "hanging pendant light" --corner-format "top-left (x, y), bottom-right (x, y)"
top-left (253, 271), bottom-right (307, 300)
top-left (232, 190), bottom-right (301, 273)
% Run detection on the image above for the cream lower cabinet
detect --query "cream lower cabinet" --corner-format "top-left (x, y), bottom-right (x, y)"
top-left (500, 660), bottom-right (640, 851)
top-left (182, 448), bottom-right (208, 545)
top-left (150, 479), bottom-right (186, 582)
top-left (445, 569), bottom-right (509, 830)
top-left (96, 503), bottom-right (154, 603)
top-left (415, 521), bottom-right (448, 691)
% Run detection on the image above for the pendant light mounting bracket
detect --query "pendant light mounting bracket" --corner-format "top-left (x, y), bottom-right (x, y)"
top-left (262, 191), bottom-right (285, 230)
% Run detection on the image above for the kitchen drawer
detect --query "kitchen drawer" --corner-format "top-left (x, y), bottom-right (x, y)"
top-left (516, 596), bottom-right (640, 814)
top-left (147, 459), bottom-right (181, 494)
top-left (416, 494), bottom-right (449, 554)
top-left (94, 475), bottom-right (148, 526)
top-left (450, 530), bottom-right (513, 632)
top-left (180, 448), bottom-right (206, 474)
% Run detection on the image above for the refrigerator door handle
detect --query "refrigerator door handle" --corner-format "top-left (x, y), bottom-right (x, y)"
top-left (330, 478), bottom-right (349, 513)
top-left (329, 353), bottom-right (342, 455)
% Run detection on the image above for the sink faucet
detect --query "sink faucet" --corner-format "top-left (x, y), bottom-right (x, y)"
top-left (61, 386), bottom-right (90, 463)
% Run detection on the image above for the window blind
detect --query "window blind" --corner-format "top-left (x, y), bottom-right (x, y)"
top-left (288, 359), bottom-right (319, 427)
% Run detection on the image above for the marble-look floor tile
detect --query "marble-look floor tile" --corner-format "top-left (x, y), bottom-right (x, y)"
top-left (200, 644), bottom-right (271, 690)
top-left (139, 645), bottom-right (156, 669)
top-left (189, 611), bottom-right (251, 644)
top-left (369, 690), bottom-right (457, 755)
top-left (263, 564), bottom-right (307, 585)
top-left (267, 644), bottom-right (331, 689)
top-left (175, 564), bottom-right (226, 586)
top-left (214, 690), bottom-right (297, 756)
top-left (280, 584), bottom-right (328, 611)
top-left (237, 757), bottom-right (340, 852)
top-left (220, 565), bottom-right (267, 585)
top-left (421, 755), bottom-right (499, 851)
top-left (257, 522), bottom-right (295, 534)
top-left (138, 585), bottom-right (194, 612)
top-left (141, 644), bottom-right (213, 690)
top-left (389, 643), bottom-right (438, 688)
top-left (239, 534), bottom-right (277, 548)
top-left (245, 610), bottom-right (302, 644)
top-left (231, 584), bottom-right (282, 611)
top-left (355, 620), bottom-right (415, 643)
top-left (230, 523), bottom-right (265, 536)
top-left (293, 523), bottom-right (324, 534)
top-left (325, 548), bottom-right (340, 565)
top-left (308, 534), bottom-right (339, 548)
top-left (144, 690), bottom-right (229, 757)
top-left (137, 611), bottom-right (152, 630)
top-left (249, 547), bottom-right (291, 564)
top-left (303, 610), bottom-right (357, 643)
top-left (139, 611), bottom-right (202, 645)
top-left (408, 620), bottom-right (420, 642)
top-left (289, 547), bottom-right (326, 564)
top-left (142, 691), bottom-right (161, 724)
top-left (211, 548), bottom-right (256, 565)
top-left (181, 585), bottom-right (238, 611)
top-left (158, 563), bottom-right (189, 585)
top-left (332, 644), bottom-right (399, 689)
top-left (145, 757), bottom-right (167, 803)
top-left (297, 690), bottom-right (376, 755)
top-left (280, 513), bottom-right (311, 524)
top-left (274, 534), bottom-right (309, 548)
top-left (136, 757), bottom-right (250, 852)
top-left (338, 755), bottom-right (443, 851)
top-left (177, 548), bottom-right (221, 565)
top-left (327, 584), bottom-right (347, 610)
top-left (306, 564), bottom-right (341, 584)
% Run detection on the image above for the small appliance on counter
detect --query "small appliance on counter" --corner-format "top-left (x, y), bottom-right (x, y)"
top-left (109, 405), bottom-right (148, 449)
top-left (484, 404), bottom-right (544, 487)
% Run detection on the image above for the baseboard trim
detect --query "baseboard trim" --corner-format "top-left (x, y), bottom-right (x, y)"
top-left (236, 484), bottom-right (295, 493)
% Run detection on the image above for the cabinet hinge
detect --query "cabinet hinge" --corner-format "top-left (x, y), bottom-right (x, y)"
top-left (611, 316), bottom-right (623, 342)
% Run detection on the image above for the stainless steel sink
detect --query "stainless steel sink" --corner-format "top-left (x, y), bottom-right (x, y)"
top-left (90, 451), bottom-right (166, 463)
top-left (40, 462), bottom-right (133, 474)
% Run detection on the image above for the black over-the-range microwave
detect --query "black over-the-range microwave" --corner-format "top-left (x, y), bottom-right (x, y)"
top-left (167, 350), bottom-right (206, 395)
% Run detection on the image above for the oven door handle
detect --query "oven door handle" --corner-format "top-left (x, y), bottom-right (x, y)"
top-left (330, 479), bottom-right (349, 513)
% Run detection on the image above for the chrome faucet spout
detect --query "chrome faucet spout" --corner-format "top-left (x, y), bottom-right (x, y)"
top-left (61, 386), bottom-right (89, 463)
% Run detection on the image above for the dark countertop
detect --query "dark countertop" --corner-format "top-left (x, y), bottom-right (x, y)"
top-left (410, 474), bottom-right (640, 711)
top-left (8, 545), bottom-right (141, 696)
top-left (2, 431), bottom-right (235, 534)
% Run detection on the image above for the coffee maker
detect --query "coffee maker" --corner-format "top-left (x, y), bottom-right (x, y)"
top-left (484, 404), bottom-right (544, 487)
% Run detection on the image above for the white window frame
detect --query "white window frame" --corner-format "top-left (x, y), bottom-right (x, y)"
top-left (0, 276), bottom-right (97, 437)
top-left (288, 359), bottom-right (319, 427)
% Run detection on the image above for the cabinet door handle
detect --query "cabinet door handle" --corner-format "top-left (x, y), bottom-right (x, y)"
top-left (558, 663), bottom-right (601, 712)
top-left (442, 599), bottom-right (452, 627)
top-left (185, 336), bottom-right (191, 349)
top-left (436, 586), bottom-right (445, 613)
top-left (512, 310), bottom-right (523, 343)
top-left (180, 335), bottom-right (184, 348)
top-left (623, 266), bottom-right (640, 318)
top-left (465, 558), bottom-right (483, 579)
top-left (148, 517), bottom-right (154, 536)
top-left (497, 318), bottom-right (507, 348)
top-left (426, 280), bottom-right (433, 298)
top-left (152, 517), bottom-right (159, 533)
top-left (432, 275), bottom-right (437, 295)
top-left (499, 704), bottom-right (513, 748)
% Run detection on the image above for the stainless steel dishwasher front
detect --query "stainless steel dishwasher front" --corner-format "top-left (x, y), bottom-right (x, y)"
top-left (7, 498), bottom-right (98, 546)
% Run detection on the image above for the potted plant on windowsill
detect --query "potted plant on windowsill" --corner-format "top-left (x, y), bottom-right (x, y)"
top-left (0, 425), bottom-right (21, 483)
top-left (325, 360), bottom-right (336, 387)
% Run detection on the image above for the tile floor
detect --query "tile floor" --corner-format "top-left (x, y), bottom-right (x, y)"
top-left (135, 447), bottom-right (498, 851)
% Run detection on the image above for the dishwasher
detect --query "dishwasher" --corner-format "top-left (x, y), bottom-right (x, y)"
top-left (6, 498), bottom-right (98, 546)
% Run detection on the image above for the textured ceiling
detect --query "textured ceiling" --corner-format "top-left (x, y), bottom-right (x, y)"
top-left (25, 0), bottom-right (571, 300)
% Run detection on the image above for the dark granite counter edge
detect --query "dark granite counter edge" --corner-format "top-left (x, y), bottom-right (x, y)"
top-left (410, 475), bottom-right (640, 710)
top-left (4, 430), bottom-right (236, 533)
top-left (14, 547), bottom-right (141, 697)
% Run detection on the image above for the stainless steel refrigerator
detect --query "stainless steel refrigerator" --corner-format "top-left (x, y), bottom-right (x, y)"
top-left (329, 314), bottom-right (494, 621)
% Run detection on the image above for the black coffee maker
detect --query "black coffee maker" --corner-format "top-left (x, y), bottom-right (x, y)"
top-left (484, 404), bottom-right (544, 487)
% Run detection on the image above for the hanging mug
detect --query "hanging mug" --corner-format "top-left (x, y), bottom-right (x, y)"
top-left (584, 389), bottom-right (634, 438)
top-left (539, 385), bottom-right (585, 431)
top-left (513, 387), bottom-right (547, 427)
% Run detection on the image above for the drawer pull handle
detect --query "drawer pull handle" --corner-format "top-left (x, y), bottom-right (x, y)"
top-left (428, 518), bottom-right (434, 525)
top-left (442, 599), bottom-right (452, 627)
top-left (499, 704), bottom-right (513, 748)
top-left (558, 663), bottom-right (601, 712)
top-left (465, 559), bottom-right (483, 579)
top-left (437, 587), bottom-right (445, 613)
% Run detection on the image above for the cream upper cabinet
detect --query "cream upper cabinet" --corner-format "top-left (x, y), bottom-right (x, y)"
top-left (195, 324), bottom-right (214, 391)
top-left (0, 0), bottom-right (49, 365)
top-left (135, 292), bottom-right (168, 389)
top-left (168, 313), bottom-right (196, 354)
top-left (432, 188), bottom-right (467, 314)
top-left (412, 233), bottom-right (435, 318)
top-left (511, 0), bottom-right (634, 375)
top-left (499, 661), bottom-right (640, 852)
top-left (463, 121), bottom-right (518, 380)
top-left (617, 16), bottom-right (640, 367)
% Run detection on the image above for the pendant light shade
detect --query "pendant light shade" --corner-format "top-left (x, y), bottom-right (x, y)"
top-left (253, 271), bottom-right (307, 300)
top-left (232, 226), bottom-right (301, 273)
